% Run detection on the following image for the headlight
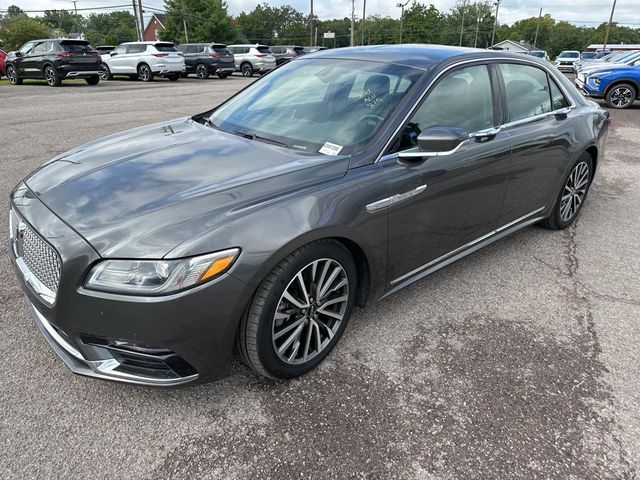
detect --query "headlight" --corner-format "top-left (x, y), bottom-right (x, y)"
top-left (85, 248), bottom-right (240, 295)
top-left (589, 77), bottom-right (601, 87)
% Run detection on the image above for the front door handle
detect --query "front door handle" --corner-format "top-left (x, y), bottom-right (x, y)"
top-left (469, 126), bottom-right (503, 141)
top-left (366, 185), bottom-right (427, 213)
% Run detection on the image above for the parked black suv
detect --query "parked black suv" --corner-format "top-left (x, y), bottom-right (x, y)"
top-left (176, 43), bottom-right (235, 79)
top-left (5, 39), bottom-right (102, 87)
top-left (269, 45), bottom-right (306, 66)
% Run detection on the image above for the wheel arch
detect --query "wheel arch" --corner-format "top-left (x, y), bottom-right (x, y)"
top-left (604, 78), bottom-right (640, 99)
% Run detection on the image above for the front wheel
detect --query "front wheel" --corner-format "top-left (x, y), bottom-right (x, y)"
top-left (6, 65), bottom-right (22, 85)
top-left (217, 72), bottom-right (230, 79)
top-left (238, 240), bottom-right (357, 379)
top-left (44, 65), bottom-right (61, 87)
top-left (137, 64), bottom-right (154, 82)
top-left (540, 153), bottom-right (593, 230)
top-left (240, 62), bottom-right (253, 77)
top-left (605, 83), bottom-right (636, 109)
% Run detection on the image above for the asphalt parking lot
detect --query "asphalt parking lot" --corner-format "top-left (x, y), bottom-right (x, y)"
top-left (0, 75), bottom-right (639, 479)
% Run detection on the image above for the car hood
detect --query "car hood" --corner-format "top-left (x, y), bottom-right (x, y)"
top-left (24, 118), bottom-right (350, 258)
top-left (591, 65), bottom-right (640, 77)
top-left (580, 63), bottom-right (634, 74)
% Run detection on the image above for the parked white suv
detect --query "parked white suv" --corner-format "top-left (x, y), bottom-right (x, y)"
top-left (227, 44), bottom-right (276, 77)
top-left (101, 41), bottom-right (185, 82)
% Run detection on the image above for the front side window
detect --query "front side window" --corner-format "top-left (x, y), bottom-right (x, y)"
top-left (499, 63), bottom-right (552, 121)
top-left (19, 42), bottom-right (35, 55)
top-left (207, 59), bottom-right (422, 154)
top-left (32, 42), bottom-right (49, 54)
top-left (112, 45), bottom-right (127, 55)
top-left (403, 64), bottom-right (494, 148)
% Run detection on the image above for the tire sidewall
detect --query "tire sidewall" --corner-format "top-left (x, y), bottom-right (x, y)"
top-left (551, 153), bottom-right (594, 228)
top-left (252, 242), bottom-right (357, 379)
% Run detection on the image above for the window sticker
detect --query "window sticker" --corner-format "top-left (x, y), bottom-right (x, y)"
top-left (319, 142), bottom-right (344, 155)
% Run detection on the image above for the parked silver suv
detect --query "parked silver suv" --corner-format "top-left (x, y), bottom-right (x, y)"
top-left (101, 41), bottom-right (185, 82)
top-left (227, 44), bottom-right (276, 77)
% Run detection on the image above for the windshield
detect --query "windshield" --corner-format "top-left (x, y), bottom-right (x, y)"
top-left (558, 51), bottom-right (579, 58)
top-left (207, 59), bottom-right (421, 154)
top-left (581, 52), bottom-right (596, 59)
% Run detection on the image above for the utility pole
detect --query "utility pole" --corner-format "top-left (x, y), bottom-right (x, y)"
top-left (310, 0), bottom-right (314, 47)
top-left (603, 0), bottom-right (618, 51)
top-left (72, 1), bottom-right (80, 37)
top-left (533, 7), bottom-right (543, 48)
top-left (361, 0), bottom-right (366, 46)
top-left (490, 0), bottom-right (501, 47)
top-left (474, 11), bottom-right (481, 48)
top-left (132, 0), bottom-right (141, 41)
top-left (459, 0), bottom-right (467, 46)
top-left (396, 0), bottom-right (409, 44)
top-left (350, 0), bottom-right (355, 46)
top-left (136, 0), bottom-right (145, 41)
top-left (182, 10), bottom-right (189, 43)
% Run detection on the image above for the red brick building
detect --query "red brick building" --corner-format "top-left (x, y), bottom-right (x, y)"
top-left (144, 14), bottom-right (166, 41)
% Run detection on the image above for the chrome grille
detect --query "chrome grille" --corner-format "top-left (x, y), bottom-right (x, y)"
top-left (10, 209), bottom-right (62, 301)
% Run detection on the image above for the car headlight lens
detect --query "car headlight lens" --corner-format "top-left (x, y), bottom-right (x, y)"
top-left (589, 77), bottom-right (601, 87)
top-left (85, 248), bottom-right (240, 295)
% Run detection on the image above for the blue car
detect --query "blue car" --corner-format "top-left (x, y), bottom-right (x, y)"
top-left (580, 62), bottom-right (640, 109)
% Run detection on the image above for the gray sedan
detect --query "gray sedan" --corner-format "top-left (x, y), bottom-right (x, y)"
top-left (9, 45), bottom-right (609, 386)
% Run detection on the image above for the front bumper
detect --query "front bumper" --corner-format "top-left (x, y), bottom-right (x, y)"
top-left (9, 183), bottom-right (251, 386)
top-left (556, 63), bottom-right (575, 72)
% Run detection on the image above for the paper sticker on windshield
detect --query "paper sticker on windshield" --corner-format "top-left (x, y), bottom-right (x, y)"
top-left (319, 142), bottom-right (343, 156)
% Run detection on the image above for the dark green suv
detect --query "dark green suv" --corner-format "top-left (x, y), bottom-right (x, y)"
top-left (177, 43), bottom-right (235, 79)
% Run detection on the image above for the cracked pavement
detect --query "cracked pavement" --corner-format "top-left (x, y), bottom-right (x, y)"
top-left (0, 77), bottom-right (639, 479)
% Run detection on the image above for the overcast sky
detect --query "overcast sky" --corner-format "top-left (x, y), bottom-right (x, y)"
top-left (1, 0), bottom-right (639, 27)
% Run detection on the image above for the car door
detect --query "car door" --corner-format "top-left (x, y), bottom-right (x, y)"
top-left (107, 44), bottom-right (127, 73)
top-left (15, 41), bottom-right (38, 78)
top-left (381, 63), bottom-right (511, 285)
top-left (495, 62), bottom-right (576, 224)
top-left (123, 44), bottom-right (146, 73)
top-left (183, 45), bottom-right (197, 72)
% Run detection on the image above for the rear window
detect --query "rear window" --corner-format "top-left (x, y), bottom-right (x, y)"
top-left (293, 47), bottom-right (306, 55)
top-left (581, 52), bottom-right (596, 59)
top-left (61, 41), bottom-right (94, 53)
top-left (212, 46), bottom-right (230, 55)
top-left (256, 46), bottom-right (271, 54)
top-left (155, 43), bottom-right (178, 52)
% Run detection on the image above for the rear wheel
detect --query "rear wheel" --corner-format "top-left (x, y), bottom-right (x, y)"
top-left (137, 63), bottom-right (154, 82)
top-left (195, 63), bottom-right (210, 79)
top-left (605, 83), bottom-right (636, 109)
top-left (85, 75), bottom-right (100, 85)
top-left (540, 153), bottom-right (593, 230)
top-left (6, 65), bottom-right (22, 85)
top-left (44, 65), bottom-right (61, 87)
top-left (238, 240), bottom-right (357, 379)
top-left (240, 62), bottom-right (253, 77)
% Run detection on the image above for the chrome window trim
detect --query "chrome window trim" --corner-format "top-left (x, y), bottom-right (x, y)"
top-left (390, 206), bottom-right (546, 285)
top-left (376, 56), bottom-right (577, 163)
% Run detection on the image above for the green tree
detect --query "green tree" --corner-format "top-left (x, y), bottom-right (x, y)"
top-left (401, 3), bottom-right (443, 44)
top-left (0, 16), bottom-right (51, 50)
top-left (42, 9), bottom-right (83, 34)
top-left (162, 0), bottom-right (233, 44)
top-left (84, 11), bottom-right (137, 46)
top-left (235, 3), bottom-right (306, 45)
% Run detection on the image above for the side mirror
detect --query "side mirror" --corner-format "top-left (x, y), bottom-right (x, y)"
top-left (399, 126), bottom-right (469, 159)
top-left (15, 51), bottom-right (22, 57)
top-left (110, 52), bottom-right (118, 56)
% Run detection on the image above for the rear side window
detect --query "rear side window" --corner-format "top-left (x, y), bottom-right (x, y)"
top-left (409, 64), bottom-right (495, 135)
top-left (211, 46), bottom-right (230, 55)
top-left (549, 79), bottom-right (569, 110)
top-left (293, 47), bottom-right (305, 55)
top-left (499, 63), bottom-right (552, 121)
top-left (155, 43), bottom-right (178, 52)
top-left (126, 44), bottom-right (147, 54)
top-left (256, 46), bottom-right (271, 54)
top-left (185, 45), bottom-right (198, 54)
top-left (61, 41), bottom-right (93, 53)
top-left (33, 42), bottom-right (52, 54)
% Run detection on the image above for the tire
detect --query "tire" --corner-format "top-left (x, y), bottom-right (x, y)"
top-left (44, 65), bottom-right (61, 87)
top-left (85, 75), bottom-right (99, 85)
top-left (137, 63), bottom-right (154, 82)
top-left (180, 72), bottom-right (188, 78)
top-left (540, 153), bottom-right (594, 230)
top-left (238, 240), bottom-right (357, 379)
top-left (168, 74), bottom-right (180, 81)
top-left (217, 72), bottom-right (230, 79)
top-left (6, 65), bottom-right (22, 85)
top-left (195, 63), bottom-right (210, 79)
top-left (100, 64), bottom-right (112, 81)
top-left (240, 62), bottom-right (253, 77)
top-left (605, 83), bottom-right (637, 109)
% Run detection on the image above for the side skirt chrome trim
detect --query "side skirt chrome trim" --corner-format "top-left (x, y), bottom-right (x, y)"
top-left (383, 207), bottom-right (546, 297)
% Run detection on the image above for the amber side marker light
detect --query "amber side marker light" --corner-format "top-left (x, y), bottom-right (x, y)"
top-left (200, 254), bottom-right (236, 282)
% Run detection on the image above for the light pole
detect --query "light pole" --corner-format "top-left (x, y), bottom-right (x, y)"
top-left (459, 0), bottom-right (468, 47)
top-left (350, 0), bottom-right (355, 46)
top-left (533, 7), bottom-right (542, 48)
top-left (361, 0), bottom-right (367, 46)
top-left (490, 0), bottom-right (501, 48)
top-left (603, 0), bottom-right (618, 52)
top-left (397, 0), bottom-right (410, 44)
top-left (310, 0), bottom-right (314, 47)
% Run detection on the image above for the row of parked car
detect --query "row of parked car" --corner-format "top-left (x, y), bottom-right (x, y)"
top-left (0, 38), bottom-right (327, 86)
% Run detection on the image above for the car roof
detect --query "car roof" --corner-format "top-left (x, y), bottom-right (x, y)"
top-left (26, 38), bottom-right (89, 43)
top-left (228, 44), bottom-right (269, 48)
top-left (306, 44), bottom-right (544, 70)
top-left (120, 41), bottom-right (174, 45)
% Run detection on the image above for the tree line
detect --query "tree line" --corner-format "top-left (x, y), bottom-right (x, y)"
top-left (1, 1), bottom-right (640, 58)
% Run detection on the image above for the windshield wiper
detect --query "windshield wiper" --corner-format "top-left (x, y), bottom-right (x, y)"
top-left (233, 130), bottom-right (289, 149)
